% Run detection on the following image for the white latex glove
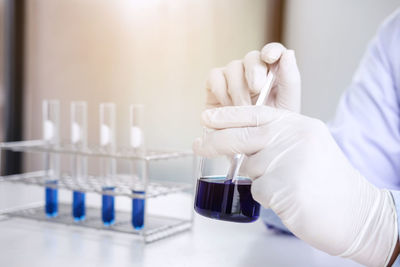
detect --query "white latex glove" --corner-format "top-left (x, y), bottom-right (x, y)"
top-left (193, 105), bottom-right (398, 267)
top-left (206, 43), bottom-right (301, 112)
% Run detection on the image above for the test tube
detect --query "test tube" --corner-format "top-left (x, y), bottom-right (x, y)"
top-left (43, 100), bottom-right (60, 217)
top-left (100, 103), bottom-right (116, 226)
top-left (130, 104), bottom-right (146, 230)
top-left (71, 101), bottom-right (88, 221)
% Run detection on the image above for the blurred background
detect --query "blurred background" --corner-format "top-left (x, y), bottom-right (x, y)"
top-left (0, 0), bottom-right (398, 174)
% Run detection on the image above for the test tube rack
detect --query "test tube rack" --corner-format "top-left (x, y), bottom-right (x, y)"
top-left (0, 140), bottom-right (195, 243)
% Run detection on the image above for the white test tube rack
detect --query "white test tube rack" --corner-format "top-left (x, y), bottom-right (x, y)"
top-left (0, 114), bottom-right (195, 244)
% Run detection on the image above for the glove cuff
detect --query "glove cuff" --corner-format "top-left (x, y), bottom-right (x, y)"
top-left (339, 189), bottom-right (398, 266)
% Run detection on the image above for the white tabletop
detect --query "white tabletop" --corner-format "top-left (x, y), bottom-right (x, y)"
top-left (0, 184), bottom-right (362, 267)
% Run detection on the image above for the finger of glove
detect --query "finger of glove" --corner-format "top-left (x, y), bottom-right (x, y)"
top-left (206, 92), bottom-right (221, 108)
top-left (243, 50), bottom-right (268, 95)
top-left (260, 43), bottom-right (286, 64)
top-left (241, 149), bottom-right (272, 179)
top-left (206, 68), bottom-right (233, 107)
top-left (251, 175), bottom-right (272, 209)
top-left (192, 126), bottom-right (266, 157)
top-left (201, 105), bottom-right (290, 130)
top-left (274, 50), bottom-right (301, 112)
top-left (223, 60), bottom-right (252, 106)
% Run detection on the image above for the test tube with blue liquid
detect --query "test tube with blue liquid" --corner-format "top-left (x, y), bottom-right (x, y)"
top-left (130, 105), bottom-right (146, 230)
top-left (100, 103), bottom-right (116, 226)
top-left (43, 100), bottom-right (60, 217)
top-left (71, 101), bottom-right (88, 221)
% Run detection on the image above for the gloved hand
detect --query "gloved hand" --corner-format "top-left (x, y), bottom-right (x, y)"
top-left (193, 105), bottom-right (398, 267)
top-left (206, 43), bottom-right (301, 112)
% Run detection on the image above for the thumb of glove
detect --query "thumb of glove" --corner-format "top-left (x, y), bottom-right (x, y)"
top-left (274, 50), bottom-right (301, 112)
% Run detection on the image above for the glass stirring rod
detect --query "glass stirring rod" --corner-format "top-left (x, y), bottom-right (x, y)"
top-left (226, 70), bottom-right (275, 182)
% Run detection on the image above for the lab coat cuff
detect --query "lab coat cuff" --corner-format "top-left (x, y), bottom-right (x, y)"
top-left (390, 190), bottom-right (400, 266)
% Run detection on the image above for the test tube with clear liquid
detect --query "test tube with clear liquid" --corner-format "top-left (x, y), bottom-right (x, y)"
top-left (100, 103), bottom-right (116, 226)
top-left (71, 101), bottom-right (88, 221)
top-left (130, 105), bottom-right (146, 230)
top-left (43, 100), bottom-right (60, 217)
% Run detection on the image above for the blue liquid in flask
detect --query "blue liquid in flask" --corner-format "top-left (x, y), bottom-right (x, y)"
top-left (194, 176), bottom-right (260, 223)
top-left (102, 187), bottom-right (115, 226)
top-left (45, 180), bottom-right (58, 217)
top-left (72, 191), bottom-right (86, 221)
top-left (132, 190), bottom-right (145, 230)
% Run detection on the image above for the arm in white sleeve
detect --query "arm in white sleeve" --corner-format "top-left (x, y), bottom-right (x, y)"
top-left (328, 8), bottom-right (400, 189)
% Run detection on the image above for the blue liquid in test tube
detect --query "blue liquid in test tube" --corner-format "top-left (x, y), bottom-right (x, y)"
top-left (102, 187), bottom-right (115, 226)
top-left (45, 180), bottom-right (58, 217)
top-left (132, 190), bottom-right (145, 230)
top-left (73, 191), bottom-right (85, 221)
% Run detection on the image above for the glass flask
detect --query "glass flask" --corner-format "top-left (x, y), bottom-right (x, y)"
top-left (194, 149), bottom-right (260, 223)
top-left (195, 70), bottom-right (273, 223)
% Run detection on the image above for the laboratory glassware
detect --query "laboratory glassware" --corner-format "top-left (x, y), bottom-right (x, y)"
top-left (194, 133), bottom-right (260, 223)
top-left (70, 101), bottom-right (88, 221)
top-left (43, 100), bottom-right (60, 217)
top-left (100, 103), bottom-right (116, 226)
top-left (130, 104), bottom-right (146, 230)
top-left (0, 144), bottom-right (193, 243)
top-left (194, 71), bottom-right (274, 223)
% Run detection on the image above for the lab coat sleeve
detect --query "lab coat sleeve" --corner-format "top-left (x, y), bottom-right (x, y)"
top-left (390, 191), bottom-right (400, 266)
top-left (328, 8), bottom-right (400, 189)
